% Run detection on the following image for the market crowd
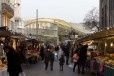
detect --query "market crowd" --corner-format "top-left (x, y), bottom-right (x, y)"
top-left (2, 37), bottom-right (103, 76)
top-left (41, 42), bottom-right (88, 74)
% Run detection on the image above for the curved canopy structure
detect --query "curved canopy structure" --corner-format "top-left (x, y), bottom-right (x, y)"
top-left (24, 18), bottom-right (91, 42)
top-left (23, 18), bottom-right (95, 44)
top-left (25, 18), bottom-right (72, 29)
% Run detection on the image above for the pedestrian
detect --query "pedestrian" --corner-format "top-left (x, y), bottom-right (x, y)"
top-left (4, 38), bottom-right (22, 76)
top-left (64, 41), bottom-right (71, 65)
top-left (17, 45), bottom-right (26, 64)
top-left (78, 44), bottom-right (88, 74)
top-left (72, 51), bottom-right (79, 72)
top-left (40, 43), bottom-right (45, 61)
top-left (59, 54), bottom-right (65, 71)
top-left (44, 48), bottom-right (50, 70)
top-left (55, 45), bottom-right (59, 59)
top-left (49, 48), bottom-right (54, 71)
top-left (58, 46), bottom-right (63, 59)
top-left (44, 47), bottom-right (54, 71)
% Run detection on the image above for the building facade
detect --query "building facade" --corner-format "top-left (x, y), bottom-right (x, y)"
top-left (14, 0), bottom-right (21, 32)
top-left (0, 0), bottom-right (14, 28)
top-left (100, 0), bottom-right (114, 29)
top-left (0, 0), bottom-right (21, 32)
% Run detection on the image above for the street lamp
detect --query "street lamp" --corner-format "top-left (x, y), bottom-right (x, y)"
top-left (36, 9), bottom-right (39, 40)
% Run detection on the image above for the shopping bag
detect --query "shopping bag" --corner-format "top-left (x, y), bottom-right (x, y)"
top-left (19, 72), bottom-right (26, 76)
top-left (68, 64), bottom-right (73, 69)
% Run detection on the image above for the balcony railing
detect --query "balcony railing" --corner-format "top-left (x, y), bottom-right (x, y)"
top-left (2, 0), bottom-right (14, 18)
top-left (2, 0), bottom-right (14, 9)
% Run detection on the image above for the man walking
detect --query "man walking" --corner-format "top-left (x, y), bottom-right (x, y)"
top-left (49, 49), bottom-right (54, 71)
top-left (44, 47), bottom-right (54, 71)
top-left (78, 44), bottom-right (88, 74)
top-left (64, 41), bottom-right (71, 65)
top-left (44, 48), bottom-right (50, 70)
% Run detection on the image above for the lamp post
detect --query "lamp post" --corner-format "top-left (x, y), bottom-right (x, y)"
top-left (36, 9), bottom-right (39, 40)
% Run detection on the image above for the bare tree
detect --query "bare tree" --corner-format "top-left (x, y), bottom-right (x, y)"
top-left (83, 7), bottom-right (99, 31)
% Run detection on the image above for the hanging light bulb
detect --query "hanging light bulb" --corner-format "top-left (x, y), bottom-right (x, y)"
top-left (105, 43), bottom-right (107, 47)
top-left (110, 42), bottom-right (113, 47)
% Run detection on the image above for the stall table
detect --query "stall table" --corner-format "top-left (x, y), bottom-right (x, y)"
top-left (104, 65), bottom-right (114, 76)
top-left (0, 66), bottom-right (7, 76)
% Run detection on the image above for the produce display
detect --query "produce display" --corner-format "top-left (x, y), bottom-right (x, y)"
top-left (95, 54), bottom-right (114, 68)
top-left (0, 57), bottom-right (7, 70)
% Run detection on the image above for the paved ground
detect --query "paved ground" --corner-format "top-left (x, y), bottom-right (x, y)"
top-left (0, 53), bottom-right (95, 76)
top-left (23, 60), bottom-right (93, 76)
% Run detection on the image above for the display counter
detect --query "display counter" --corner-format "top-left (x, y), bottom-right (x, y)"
top-left (0, 56), bottom-right (7, 76)
top-left (95, 55), bottom-right (114, 68)
top-left (0, 66), bottom-right (7, 76)
top-left (104, 65), bottom-right (114, 76)
top-left (95, 55), bottom-right (114, 76)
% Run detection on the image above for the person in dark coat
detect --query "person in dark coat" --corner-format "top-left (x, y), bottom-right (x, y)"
top-left (44, 48), bottom-right (50, 70)
top-left (17, 46), bottom-right (26, 64)
top-left (40, 44), bottom-right (45, 60)
top-left (4, 45), bottom-right (22, 76)
top-left (55, 45), bottom-right (59, 52)
top-left (55, 45), bottom-right (59, 59)
top-left (44, 47), bottom-right (54, 71)
top-left (78, 44), bottom-right (88, 74)
top-left (64, 41), bottom-right (71, 65)
top-left (49, 49), bottom-right (54, 71)
top-left (59, 54), bottom-right (65, 71)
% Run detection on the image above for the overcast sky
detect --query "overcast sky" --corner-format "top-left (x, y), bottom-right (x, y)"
top-left (21, 0), bottom-right (99, 23)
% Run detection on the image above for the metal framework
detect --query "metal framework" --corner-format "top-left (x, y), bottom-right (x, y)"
top-left (25, 18), bottom-right (72, 29)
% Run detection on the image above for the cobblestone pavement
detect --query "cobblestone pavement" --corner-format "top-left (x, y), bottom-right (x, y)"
top-left (23, 61), bottom-right (93, 76)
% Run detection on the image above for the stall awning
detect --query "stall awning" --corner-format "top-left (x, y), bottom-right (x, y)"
top-left (0, 30), bottom-right (12, 37)
top-left (77, 28), bottom-right (114, 43)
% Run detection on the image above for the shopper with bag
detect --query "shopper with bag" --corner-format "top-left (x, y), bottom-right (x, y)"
top-left (72, 51), bottom-right (79, 72)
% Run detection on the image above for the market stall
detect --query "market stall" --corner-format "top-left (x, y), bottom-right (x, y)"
top-left (76, 28), bottom-right (114, 76)
top-left (0, 27), bottom-right (12, 73)
top-left (25, 39), bottom-right (40, 64)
